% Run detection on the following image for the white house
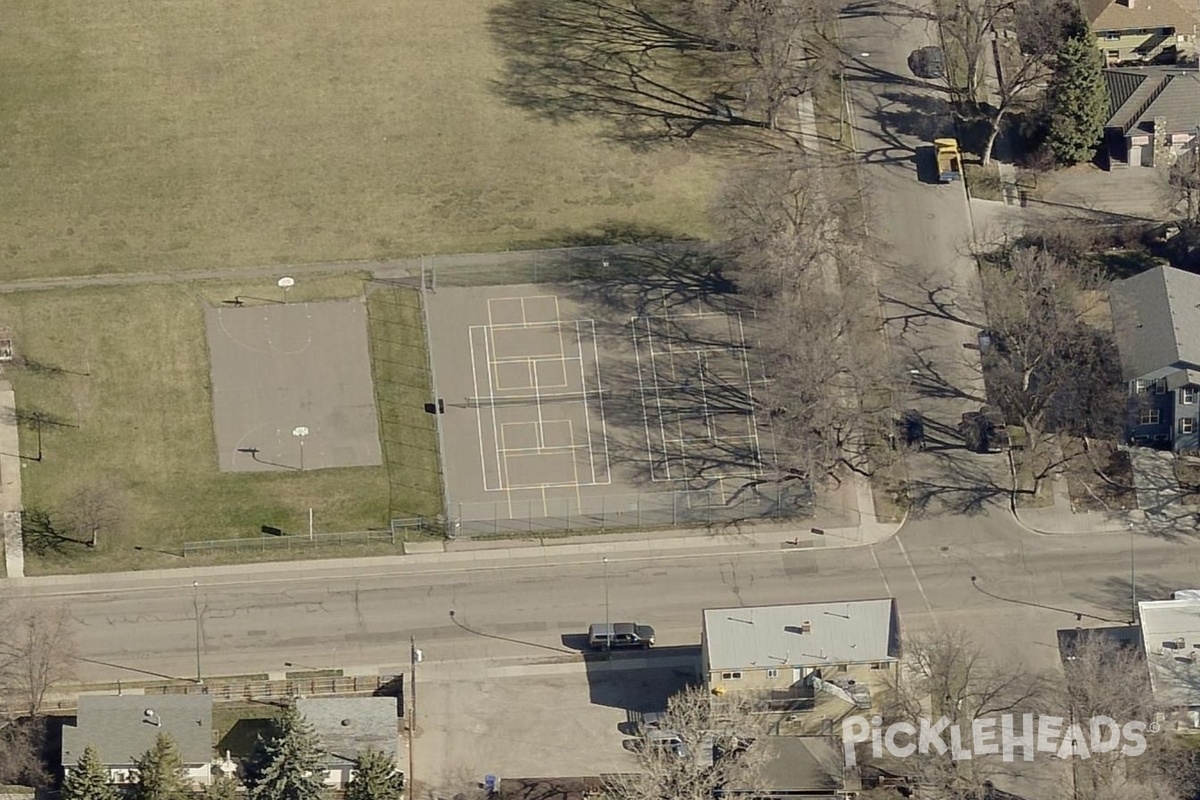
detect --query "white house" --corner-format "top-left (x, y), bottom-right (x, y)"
top-left (61, 695), bottom-right (214, 786)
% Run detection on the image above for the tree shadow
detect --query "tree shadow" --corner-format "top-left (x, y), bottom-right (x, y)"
top-left (20, 509), bottom-right (85, 556)
top-left (485, 0), bottom-right (803, 151)
top-left (1070, 574), bottom-right (1181, 621)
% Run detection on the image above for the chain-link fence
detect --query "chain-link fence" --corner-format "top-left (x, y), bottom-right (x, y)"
top-left (184, 529), bottom-right (404, 556)
top-left (447, 486), bottom-right (812, 537)
top-left (403, 241), bottom-right (727, 290)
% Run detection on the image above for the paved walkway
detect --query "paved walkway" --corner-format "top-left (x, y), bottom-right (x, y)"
top-left (0, 381), bottom-right (23, 577)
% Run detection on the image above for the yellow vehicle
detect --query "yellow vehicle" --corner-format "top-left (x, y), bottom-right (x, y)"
top-left (934, 138), bottom-right (962, 183)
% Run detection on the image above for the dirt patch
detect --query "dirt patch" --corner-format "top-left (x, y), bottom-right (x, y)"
top-left (1061, 437), bottom-right (1137, 512)
top-left (1172, 454), bottom-right (1200, 505)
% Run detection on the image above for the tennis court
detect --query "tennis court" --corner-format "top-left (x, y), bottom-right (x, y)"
top-left (424, 279), bottom-right (803, 535)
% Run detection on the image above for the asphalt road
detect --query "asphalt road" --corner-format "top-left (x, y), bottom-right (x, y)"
top-left (4, 516), bottom-right (1190, 686)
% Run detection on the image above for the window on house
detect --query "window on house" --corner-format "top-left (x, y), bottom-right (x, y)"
top-left (721, 671), bottom-right (743, 680)
top-left (836, 664), bottom-right (849, 673)
top-left (1105, 32), bottom-right (1121, 40)
top-left (1183, 387), bottom-right (1197, 404)
top-left (871, 662), bottom-right (890, 669)
top-left (1139, 409), bottom-right (1161, 425)
top-left (1157, 379), bottom-right (1168, 394)
top-left (1135, 379), bottom-right (1148, 394)
top-left (766, 668), bottom-right (779, 678)
top-left (1182, 418), bottom-right (1196, 434)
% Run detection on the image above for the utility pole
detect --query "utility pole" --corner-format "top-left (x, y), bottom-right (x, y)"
top-left (408, 637), bottom-right (421, 789)
top-left (192, 581), bottom-right (203, 684)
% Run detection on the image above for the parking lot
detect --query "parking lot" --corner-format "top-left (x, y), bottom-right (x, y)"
top-left (415, 653), bottom-right (698, 794)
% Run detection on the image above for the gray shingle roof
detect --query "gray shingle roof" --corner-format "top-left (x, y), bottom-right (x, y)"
top-left (296, 698), bottom-right (399, 767)
top-left (61, 695), bottom-right (213, 768)
top-left (1111, 266), bottom-right (1200, 379)
top-left (1106, 69), bottom-right (1150, 122)
top-left (1105, 68), bottom-right (1200, 134)
top-left (702, 599), bottom-right (899, 672)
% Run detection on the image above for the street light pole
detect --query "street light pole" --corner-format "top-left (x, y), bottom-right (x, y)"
top-left (192, 581), bottom-right (203, 684)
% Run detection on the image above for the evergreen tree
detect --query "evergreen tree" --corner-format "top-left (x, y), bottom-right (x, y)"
top-left (204, 772), bottom-right (241, 800)
top-left (1046, 32), bottom-right (1109, 165)
top-left (132, 733), bottom-right (190, 800)
top-left (346, 749), bottom-right (405, 800)
top-left (244, 704), bottom-right (326, 800)
top-left (62, 745), bottom-right (118, 800)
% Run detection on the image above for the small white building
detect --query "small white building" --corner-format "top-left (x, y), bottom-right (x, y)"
top-left (61, 695), bottom-right (214, 786)
top-left (701, 599), bottom-right (901, 729)
top-left (1138, 598), bottom-right (1200, 728)
top-left (297, 696), bottom-right (402, 788)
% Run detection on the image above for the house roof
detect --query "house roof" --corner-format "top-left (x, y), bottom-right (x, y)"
top-left (1110, 266), bottom-right (1200, 380)
top-left (61, 695), bottom-right (213, 768)
top-left (1138, 599), bottom-right (1200, 707)
top-left (1105, 68), bottom-right (1200, 134)
top-left (295, 697), bottom-right (399, 767)
top-left (1084, 0), bottom-right (1199, 34)
top-left (702, 599), bottom-right (900, 672)
top-left (498, 777), bottom-right (609, 800)
top-left (753, 736), bottom-right (848, 795)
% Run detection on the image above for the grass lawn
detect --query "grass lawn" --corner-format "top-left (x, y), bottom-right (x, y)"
top-left (0, 273), bottom-right (439, 574)
top-left (0, 0), bottom-right (720, 281)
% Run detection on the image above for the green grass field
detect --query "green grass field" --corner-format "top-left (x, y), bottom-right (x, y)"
top-left (0, 0), bottom-right (720, 281)
top-left (0, 275), bottom-right (440, 574)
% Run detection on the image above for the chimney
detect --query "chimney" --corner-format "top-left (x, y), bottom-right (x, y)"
top-left (800, 621), bottom-right (812, 633)
top-left (1119, 0), bottom-right (1135, 8)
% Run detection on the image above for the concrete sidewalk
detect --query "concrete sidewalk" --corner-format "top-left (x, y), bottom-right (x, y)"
top-left (0, 380), bottom-right (23, 578)
top-left (1010, 472), bottom-right (1144, 535)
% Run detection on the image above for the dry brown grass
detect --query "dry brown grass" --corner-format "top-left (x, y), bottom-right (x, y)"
top-left (0, 0), bottom-right (721, 281)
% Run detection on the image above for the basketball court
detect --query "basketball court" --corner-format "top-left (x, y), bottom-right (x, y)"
top-left (205, 299), bottom-right (383, 473)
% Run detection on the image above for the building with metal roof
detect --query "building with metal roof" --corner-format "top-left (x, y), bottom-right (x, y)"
top-left (1138, 599), bottom-right (1200, 721)
top-left (701, 600), bottom-right (900, 726)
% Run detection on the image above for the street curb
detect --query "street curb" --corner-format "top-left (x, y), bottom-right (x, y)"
top-left (1004, 450), bottom-right (1140, 537)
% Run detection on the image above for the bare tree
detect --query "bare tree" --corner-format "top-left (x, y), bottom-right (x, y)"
top-left (0, 602), bottom-right (77, 716)
top-left (682, 0), bottom-right (836, 130)
top-left (713, 153), bottom-right (898, 483)
top-left (979, 245), bottom-right (1122, 486)
top-left (877, 627), bottom-right (1051, 799)
top-left (1057, 632), bottom-right (1196, 800)
top-left (0, 717), bottom-right (52, 787)
top-left (602, 685), bottom-right (770, 800)
top-left (934, 0), bottom-right (1083, 164)
top-left (65, 482), bottom-right (123, 549)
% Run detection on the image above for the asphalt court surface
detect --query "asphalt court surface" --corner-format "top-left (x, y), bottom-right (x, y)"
top-left (425, 285), bottom-right (776, 527)
top-left (205, 300), bottom-right (383, 473)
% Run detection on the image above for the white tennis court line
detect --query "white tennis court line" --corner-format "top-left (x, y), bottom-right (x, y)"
top-left (468, 325), bottom-right (506, 492)
top-left (633, 309), bottom-right (770, 483)
top-left (639, 316), bottom-right (673, 481)
top-left (578, 318), bottom-right (612, 485)
top-left (472, 305), bottom-right (611, 492)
